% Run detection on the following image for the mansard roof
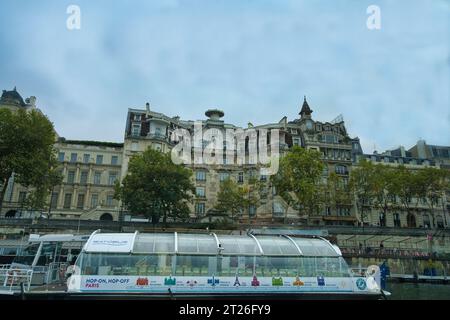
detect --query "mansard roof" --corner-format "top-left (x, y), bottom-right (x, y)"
top-left (0, 87), bottom-right (26, 107)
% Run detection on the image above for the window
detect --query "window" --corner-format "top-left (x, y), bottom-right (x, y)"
top-left (291, 129), bottom-right (298, 134)
top-left (111, 156), bottom-right (118, 165)
top-left (379, 212), bottom-right (386, 227)
top-left (238, 172), bottom-right (244, 184)
top-left (423, 214), bottom-right (431, 228)
top-left (393, 213), bottom-right (401, 227)
top-left (326, 207), bottom-right (331, 216)
top-left (335, 165), bottom-right (348, 175)
top-left (134, 114), bottom-right (141, 121)
top-left (195, 203), bottom-right (205, 215)
top-left (293, 138), bottom-right (300, 146)
top-left (70, 153), bottom-right (77, 163)
top-left (272, 202), bottom-right (284, 216)
top-left (196, 187), bottom-right (205, 198)
top-left (219, 172), bottom-right (230, 181)
top-left (58, 152), bottom-right (65, 162)
top-left (83, 154), bottom-right (90, 164)
top-left (153, 143), bottom-right (162, 151)
top-left (249, 205), bottom-right (256, 217)
top-left (322, 134), bottom-right (338, 144)
top-left (132, 124), bottom-right (141, 136)
top-left (80, 171), bottom-right (88, 184)
top-left (196, 171), bottom-right (206, 181)
top-left (67, 171), bottom-right (75, 184)
top-left (96, 155), bottom-right (103, 165)
top-left (93, 171), bottom-right (101, 184)
top-left (131, 142), bottom-right (139, 151)
top-left (108, 172), bottom-right (118, 185)
top-left (50, 192), bottom-right (58, 209)
top-left (260, 174), bottom-right (267, 182)
top-left (77, 194), bottom-right (85, 209)
top-left (436, 216), bottom-right (444, 229)
top-left (63, 193), bottom-right (72, 208)
top-left (18, 191), bottom-right (27, 204)
top-left (106, 195), bottom-right (114, 207)
top-left (91, 194), bottom-right (99, 208)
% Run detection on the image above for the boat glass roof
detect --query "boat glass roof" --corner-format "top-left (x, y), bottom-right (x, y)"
top-left (83, 232), bottom-right (340, 257)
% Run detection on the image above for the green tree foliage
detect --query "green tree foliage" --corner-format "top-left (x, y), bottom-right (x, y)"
top-left (271, 146), bottom-right (324, 223)
top-left (115, 148), bottom-right (195, 224)
top-left (323, 172), bottom-right (352, 215)
top-left (214, 178), bottom-right (245, 220)
top-left (349, 159), bottom-right (377, 226)
top-left (215, 176), bottom-right (264, 221)
top-left (414, 167), bottom-right (449, 228)
top-left (351, 160), bottom-right (449, 229)
top-left (0, 108), bottom-right (60, 212)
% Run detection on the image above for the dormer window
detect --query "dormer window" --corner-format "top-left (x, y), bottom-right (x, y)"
top-left (132, 123), bottom-right (141, 137)
top-left (306, 120), bottom-right (313, 130)
top-left (291, 129), bottom-right (298, 134)
top-left (134, 114), bottom-right (141, 121)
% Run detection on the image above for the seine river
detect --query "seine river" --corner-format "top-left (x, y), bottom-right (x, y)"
top-left (387, 282), bottom-right (450, 300)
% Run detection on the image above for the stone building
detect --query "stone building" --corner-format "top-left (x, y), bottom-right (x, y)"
top-left (1, 88), bottom-right (123, 221)
top-left (121, 98), bottom-right (360, 225)
top-left (1, 87), bottom-right (447, 228)
top-left (355, 146), bottom-right (449, 229)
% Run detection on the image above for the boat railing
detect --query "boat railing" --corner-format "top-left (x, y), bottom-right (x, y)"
top-left (45, 262), bottom-right (69, 284)
top-left (0, 266), bottom-right (33, 292)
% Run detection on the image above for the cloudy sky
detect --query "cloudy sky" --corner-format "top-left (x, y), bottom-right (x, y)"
top-left (0, 0), bottom-right (449, 153)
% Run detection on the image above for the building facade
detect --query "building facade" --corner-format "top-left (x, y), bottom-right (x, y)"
top-left (1, 88), bottom-right (448, 228)
top-left (355, 146), bottom-right (449, 229)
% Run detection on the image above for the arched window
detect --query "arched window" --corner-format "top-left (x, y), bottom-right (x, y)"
top-left (99, 213), bottom-right (113, 221)
top-left (436, 215), bottom-right (444, 229)
top-left (407, 213), bottom-right (416, 228)
top-left (5, 210), bottom-right (17, 218)
top-left (423, 214), bottom-right (431, 228)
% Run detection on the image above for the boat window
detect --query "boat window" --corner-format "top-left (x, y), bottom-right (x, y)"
top-left (79, 253), bottom-right (173, 276)
top-left (257, 237), bottom-right (299, 255)
top-left (12, 243), bottom-right (40, 265)
top-left (217, 236), bottom-right (260, 255)
top-left (255, 257), bottom-right (300, 277)
top-left (177, 234), bottom-right (217, 255)
top-left (175, 255), bottom-right (216, 276)
top-left (293, 238), bottom-right (338, 256)
top-left (133, 233), bottom-right (174, 254)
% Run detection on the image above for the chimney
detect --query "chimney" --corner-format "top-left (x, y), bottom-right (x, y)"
top-left (146, 102), bottom-right (150, 115)
top-left (27, 96), bottom-right (36, 108)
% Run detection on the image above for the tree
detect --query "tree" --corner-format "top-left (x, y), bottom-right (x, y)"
top-left (349, 159), bottom-right (377, 227)
top-left (115, 148), bottom-right (195, 225)
top-left (25, 167), bottom-right (63, 217)
top-left (0, 108), bottom-right (59, 212)
top-left (240, 176), bottom-right (265, 220)
top-left (390, 165), bottom-right (418, 225)
top-left (214, 178), bottom-right (245, 220)
top-left (323, 172), bottom-right (353, 217)
top-left (416, 167), bottom-right (450, 229)
top-left (371, 164), bottom-right (397, 226)
top-left (271, 146), bottom-right (324, 224)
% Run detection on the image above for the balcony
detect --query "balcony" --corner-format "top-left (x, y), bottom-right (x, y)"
top-left (147, 133), bottom-right (169, 143)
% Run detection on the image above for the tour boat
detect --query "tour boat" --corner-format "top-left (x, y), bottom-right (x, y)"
top-left (62, 230), bottom-right (388, 299)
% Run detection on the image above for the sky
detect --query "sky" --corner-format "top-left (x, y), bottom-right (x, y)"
top-left (0, 0), bottom-right (449, 153)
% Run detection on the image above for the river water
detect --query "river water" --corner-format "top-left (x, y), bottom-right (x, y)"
top-left (387, 282), bottom-right (450, 300)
